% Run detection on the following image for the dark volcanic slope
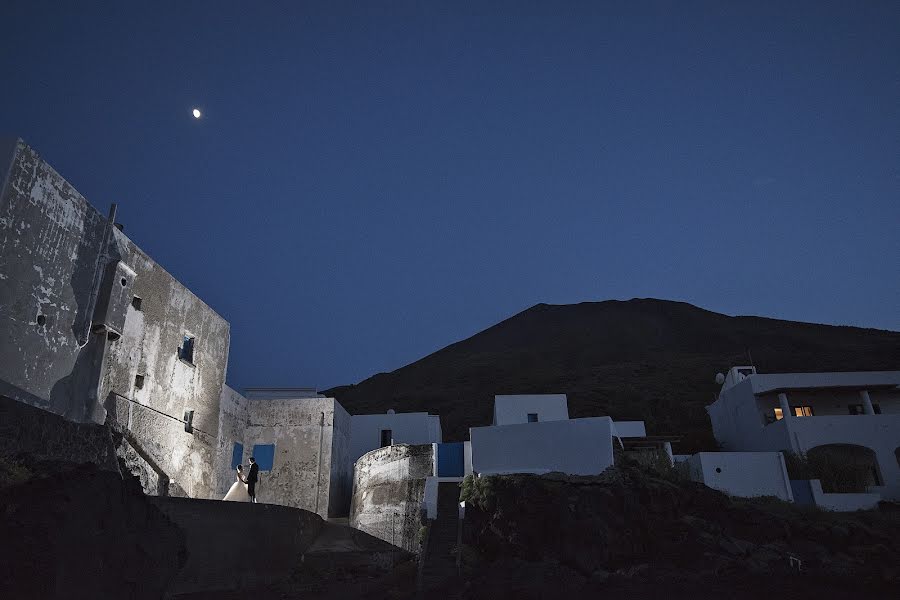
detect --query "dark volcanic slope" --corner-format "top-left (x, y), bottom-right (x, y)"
top-left (324, 299), bottom-right (900, 451)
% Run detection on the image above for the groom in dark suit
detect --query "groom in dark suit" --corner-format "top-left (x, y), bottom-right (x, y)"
top-left (247, 457), bottom-right (259, 503)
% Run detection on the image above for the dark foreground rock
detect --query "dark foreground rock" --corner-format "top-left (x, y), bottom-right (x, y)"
top-left (456, 463), bottom-right (900, 599)
top-left (0, 461), bottom-right (185, 600)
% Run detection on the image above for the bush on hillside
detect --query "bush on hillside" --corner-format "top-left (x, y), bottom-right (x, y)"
top-left (782, 451), bottom-right (872, 493)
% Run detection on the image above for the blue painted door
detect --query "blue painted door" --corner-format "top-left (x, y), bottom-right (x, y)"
top-left (437, 442), bottom-right (464, 477)
top-left (790, 479), bottom-right (814, 505)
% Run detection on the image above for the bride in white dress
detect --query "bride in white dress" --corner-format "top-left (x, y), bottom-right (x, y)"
top-left (223, 465), bottom-right (250, 502)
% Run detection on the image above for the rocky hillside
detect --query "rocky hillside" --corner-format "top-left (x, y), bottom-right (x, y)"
top-left (325, 299), bottom-right (900, 451)
top-left (454, 462), bottom-right (900, 599)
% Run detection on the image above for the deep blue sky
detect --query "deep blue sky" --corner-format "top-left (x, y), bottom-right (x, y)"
top-left (2, 1), bottom-right (898, 390)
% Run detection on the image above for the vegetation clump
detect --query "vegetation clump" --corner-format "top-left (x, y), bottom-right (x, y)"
top-left (782, 450), bottom-right (873, 493)
top-left (460, 474), bottom-right (498, 511)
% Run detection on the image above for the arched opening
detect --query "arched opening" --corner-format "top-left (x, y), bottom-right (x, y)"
top-left (807, 444), bottom-right (881, 493)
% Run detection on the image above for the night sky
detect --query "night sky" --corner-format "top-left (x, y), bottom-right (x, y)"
top-left (2, 1), bottom-right (898, 391)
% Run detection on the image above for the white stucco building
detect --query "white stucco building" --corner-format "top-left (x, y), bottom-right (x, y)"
top-left (349, 410), bottom-right (442, 466)
top-left (469, 394), bottom-right (662, 477)
top-left (706, 366), bottom-right (900, 508)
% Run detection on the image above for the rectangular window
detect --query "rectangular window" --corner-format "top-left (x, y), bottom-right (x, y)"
top-left (251, 444), bottom-right (275, 471)
top-left (231, 442), bottom-right (244, 469)
top-left (793, 406), bottom-right (814, 417)
top-left (134, 373), bottom-right (145, 389)
top-left (774, 408), bottom-right (784, 421)
top-left (380, 429), bottom-right (392, 448)
top-left (179, 335), bottom-right (195, 364)
top-left (131, 296), bottom-right (143, 311)
top-left (527, 413), bottom-right (539, 423)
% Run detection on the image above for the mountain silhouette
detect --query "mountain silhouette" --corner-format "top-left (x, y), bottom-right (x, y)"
top-left (324, 299), bottom-right (900, 452)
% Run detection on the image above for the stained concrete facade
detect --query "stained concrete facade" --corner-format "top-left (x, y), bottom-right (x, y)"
top-left (0, 139), bottom-right (230, 499)
top-left (217, 387), bottom-right (352, 518)
top-left (350, 444), bottom-right (434, 552)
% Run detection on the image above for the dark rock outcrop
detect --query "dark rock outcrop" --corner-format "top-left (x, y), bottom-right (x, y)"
top-left (0, 462), bottom-right (185, 600)
top-left (459, 464), bottom-right (900, 598)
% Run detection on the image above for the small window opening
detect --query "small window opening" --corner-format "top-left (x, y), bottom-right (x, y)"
top-left (36, 314), bottom-right (46, 326)
top-left (715, 467), bottom-right (722, 473)
top-left (120, 277), bottom-right (128, 287)
top-left (179, 335), bottom-right (195, 364)
top-left (380, 429), bottom-right (392, 448)
top-left (527, 413), bottom-right (539, 423)
top-left (793, 406), bottom-right (814, 417)
top-left (773, 408), bottom-right (784, 421)
top-left (134, 374), bottom-right (145, 389)
top-left (131, 296), bottom-right (143, 311)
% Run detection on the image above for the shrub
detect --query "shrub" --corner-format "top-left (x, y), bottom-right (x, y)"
top-left (619, 448), bottom-right (691, 483)
top-left (782, 451), bottom-right (872, 493)
top-left (0, 455), bottom-right (32, 489)
top-left (460, 474), bottom-right (497, 511)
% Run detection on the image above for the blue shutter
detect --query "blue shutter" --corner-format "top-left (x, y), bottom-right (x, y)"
top-left (231, 442), bottom-right (243, 469)
top-left (252, 444), bottom-right (276, 471)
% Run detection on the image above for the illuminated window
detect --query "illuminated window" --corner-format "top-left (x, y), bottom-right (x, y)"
top-left (774, 408), bottom-right (784, 421)
top-left (793, 406), bottom-right (814, 417)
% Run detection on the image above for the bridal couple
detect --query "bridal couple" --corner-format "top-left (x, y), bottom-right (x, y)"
top-left (223, 456), bottom-right (259, 503)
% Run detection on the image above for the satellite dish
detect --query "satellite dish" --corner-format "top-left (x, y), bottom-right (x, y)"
top-left (715, 373), bottom-right (726, 385)
top-left (387, 409), bottom-right (395, 415)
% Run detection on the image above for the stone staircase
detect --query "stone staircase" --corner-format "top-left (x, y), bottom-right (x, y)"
top-left (420, 482), bottom-right (461, 591)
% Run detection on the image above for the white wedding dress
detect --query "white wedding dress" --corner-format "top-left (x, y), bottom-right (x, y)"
top-left (223, 473), bottom-right (250, 502)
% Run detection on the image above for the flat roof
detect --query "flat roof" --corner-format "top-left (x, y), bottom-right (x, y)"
top-left (243, 387), bottom-right (322, 400)
top-left (749, 371), bottom-right (900, 395)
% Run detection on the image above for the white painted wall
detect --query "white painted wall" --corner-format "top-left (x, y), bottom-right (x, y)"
top-left (492, 394), bottom-right (569, 425)
top-left (463, 440), bottom-right (473, 476)
top-left (709, 373), bottom-right (900, 502)
top-left (612, 421), bottom-right (647, 437)
top-left (688, 452), bottom-right (793, 501)
top-left (782, 414), bottom-right (900, 501)
top-left (349, 412), bottom-right (442, 466)
top-left (470, 417), bottom-right (614, 476)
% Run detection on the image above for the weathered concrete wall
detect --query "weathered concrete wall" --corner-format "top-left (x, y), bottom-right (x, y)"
top-left (349, 443), bottom-right (434, 552)
top-left (0, 139), bottom-right (110, 423)
top-left (214, 384), bottom-right (249, 496)
top-left (329, 400), bottom-right (352, 516)
top-left (0, 139), bottom-right (231, 500)
top-left (243, 396), bottom-right (351, 518)
top-left (102, 228), bottom-right (231, 499)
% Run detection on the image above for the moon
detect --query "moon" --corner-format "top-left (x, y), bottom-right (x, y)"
top-left (192, 108), bottom-right (202, 119)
